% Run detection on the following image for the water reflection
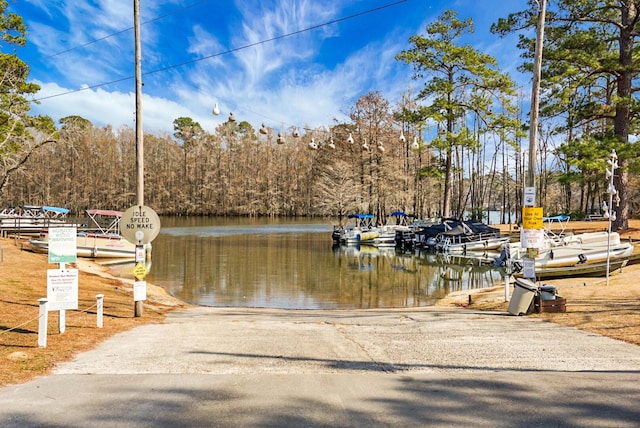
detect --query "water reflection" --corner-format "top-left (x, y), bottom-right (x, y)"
top-left (331, 245), bottom-right (503, 308)
top-left (110, 218), bottom-right (505, 309)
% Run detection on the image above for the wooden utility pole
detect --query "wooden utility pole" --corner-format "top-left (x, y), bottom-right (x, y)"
top-left (134, 0), bottom-right (144, 317)
top-left (519, 0), bottom-right (547, 282)
top-left (527, 0), bottom-right (546, 190)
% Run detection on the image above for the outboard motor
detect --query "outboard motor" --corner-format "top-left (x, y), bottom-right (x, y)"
top-left (426, 237), bottom-right (436, 251)
top-left (494, 243), bottom-right (510, 267)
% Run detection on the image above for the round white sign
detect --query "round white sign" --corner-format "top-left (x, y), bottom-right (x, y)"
top-left (120, 205), bottom-right (161, 245)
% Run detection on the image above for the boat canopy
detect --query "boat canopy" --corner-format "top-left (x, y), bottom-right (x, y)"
top-left (542, 214), bottom-right (571, 240)
top-left (86, 209), bottom-right (124, 235)
top-left (415, 218), bottom-right (500, 238)
top-left (0, 206), bottom-right (18, 215)
top-left (15, 205), bottom-right (70, 218)
top-left (87, 209), bottom-right (124, 217)
top-left (543, 215), bottom-right (570, 222)
top-left (347, 213), bottom-right (374, 219)
top-left (41, 206), bottom-right (70, 214)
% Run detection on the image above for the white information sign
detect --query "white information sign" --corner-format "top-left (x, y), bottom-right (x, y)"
top-left (524, 187), bottom-right (536, 207)
top-left (522, 258), bottom-right (536, 279)
top-left (135, 246), bottom-right (146, 263)
top-left (47, 269), bottom-right (79, 310)
top-left (48, 227), bottom-right (77, 264)
top-left (520, 228), bottom-right (545, 249)
top-left (134, 280), bottom-right (147, 302)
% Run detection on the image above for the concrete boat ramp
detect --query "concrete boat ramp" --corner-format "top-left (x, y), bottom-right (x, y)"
top-left (2, 306), bottom-right (640, 427)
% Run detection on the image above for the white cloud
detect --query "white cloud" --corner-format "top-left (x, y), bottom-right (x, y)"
top-left (139, 0), bottom-right (358, 133)
top-left (22, 0), bottom-right (533, 137)
top-left (32, 81), bottom-right (199, 135)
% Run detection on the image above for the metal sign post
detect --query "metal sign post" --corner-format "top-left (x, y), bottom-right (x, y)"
top-left (121, 205), bottom-right (161, 317)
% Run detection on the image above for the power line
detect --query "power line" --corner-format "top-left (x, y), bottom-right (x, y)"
top-left (36, 0), bottom-right (211, 61)
top-left (34, 0), bottom-right (409, 102)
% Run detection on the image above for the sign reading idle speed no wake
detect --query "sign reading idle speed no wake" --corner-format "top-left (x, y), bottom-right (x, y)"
top-left (120, 205), bottom-right (161, 245)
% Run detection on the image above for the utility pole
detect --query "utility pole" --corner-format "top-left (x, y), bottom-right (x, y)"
top-left (134, 0), bottom-right (144, 317)
top-left (527, 0), bottom-right (546, 191)
top-left (521, 0), bottom-right (547, 281)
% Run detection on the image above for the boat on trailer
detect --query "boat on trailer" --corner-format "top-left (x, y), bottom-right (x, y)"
top-left (495, 227), bottom-right (634, 275)
top-left (495, 227), bottom-right (634, 269)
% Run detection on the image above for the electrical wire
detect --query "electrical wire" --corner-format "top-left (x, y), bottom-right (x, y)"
top-left (36, 0), bottom-right (211, 61)
top-left (34, 0), bottom-right (409, 102)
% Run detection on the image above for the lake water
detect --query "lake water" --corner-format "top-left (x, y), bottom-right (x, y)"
top-left (109, 217), bottom-right (505, 309)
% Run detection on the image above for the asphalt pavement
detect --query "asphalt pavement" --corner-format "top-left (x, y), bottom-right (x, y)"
top-left (2, 306), bottom-right (640, 427)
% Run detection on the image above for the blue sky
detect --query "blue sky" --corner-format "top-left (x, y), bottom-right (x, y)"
top-left (13, 0), bottom-right (531, 136)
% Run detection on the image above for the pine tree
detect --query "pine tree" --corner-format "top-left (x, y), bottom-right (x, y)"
top-left (0, 1), bottom-right (56, 195)
top-left (492, 0), bottom-right (640, 230)
top-left (397, 10), bottom-right (516, 218)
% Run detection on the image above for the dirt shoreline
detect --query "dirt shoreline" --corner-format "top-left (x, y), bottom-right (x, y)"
top-left (437, 220), bottom-right (640, 346)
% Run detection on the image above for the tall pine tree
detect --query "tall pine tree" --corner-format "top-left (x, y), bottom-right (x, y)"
top-left (493, 0), bottom-right (640, 230)
top-left (397, 10), bottom-right (516, 218)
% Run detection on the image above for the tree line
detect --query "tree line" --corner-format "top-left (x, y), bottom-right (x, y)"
top-left (2, 3), bottom-right (640, 228)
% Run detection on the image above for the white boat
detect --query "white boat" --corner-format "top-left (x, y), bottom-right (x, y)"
top-left (496, 230), bottom-right (634, 270)
top-left (533, 241), bottom-right (632, 269)
top-left (28, 209), bottom-right (149, 259)
top-left (516, 259), bottom-right (628, 280)
top-left (332, 213), bottom-right (362, 242)
top-left (373, 211), bottom-right (411, 247)
top-left (335, 214), bottom-right (380, 245)
top-left (29, 232), bottom-right (140, 258)
top-left (0, 205), bottom-right (71, 235)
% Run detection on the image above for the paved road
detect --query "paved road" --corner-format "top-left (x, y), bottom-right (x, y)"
top-left (2, 306), bottom-right (640, 427)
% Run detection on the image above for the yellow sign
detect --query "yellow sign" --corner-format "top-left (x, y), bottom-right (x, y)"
top-left (522, 207), bottom-right (544, 229)
top-left (132, 262), bottom-right (148, 280)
